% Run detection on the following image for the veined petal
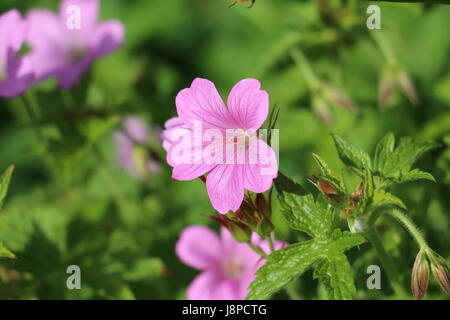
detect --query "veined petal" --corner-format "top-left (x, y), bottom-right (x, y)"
top-left (243, 138), bottom-right (278, 193)
top-left (176, 225), bottom-right (222, 270)
top-left (176, 78), bottom-right (237, 130)
top-left (206, 164), bottom-right (244, 214)
top-left (227, 79), bottom-right (269, 130)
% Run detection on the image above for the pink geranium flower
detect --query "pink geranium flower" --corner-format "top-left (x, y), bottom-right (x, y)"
top-left (114, 116), bottom-right (160, 178)
top-left (26, 0), bottom-right (124, 88)
top-left (0, 10), bottom-right (34, 98)
top-left (163, 78), bottom-right (278, 214)
top-left (176, 225), bottom-right (285, 300)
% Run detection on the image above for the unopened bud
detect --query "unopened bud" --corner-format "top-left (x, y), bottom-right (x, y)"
top-left (322, 82), bottom-right (357, 111)
top-left (312, 95), bottom-right (333, 125)
top-left (256, 218), bottom-right (274, 238)
top-left (378, 72), bottom-right (395, 110)
top-left (228, 221), bottom-right (252, 243)
top-left (255, 193), bottom-right (271, 218)
top-left (411, 250), bottom-right (430, 300)
top-left (397, 70), bottom-right (419, 106)
top-left (428, 251), bottom-right (450, 297)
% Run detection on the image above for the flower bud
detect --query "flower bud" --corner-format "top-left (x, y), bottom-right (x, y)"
top-left (255, 193), bottom-right (271, 218)
top-left (255, 218), bottom-right (274, 238)
top-left (378, 72), bottom-right (395, 110)
top-left (227, 221), bottom-right (252, 243)
top-left (397, 70), bottom-right (419, 106)
top-left (411, 250), bottom-right (430, 300)
top-left (428, 251), bottom-right (450, 297)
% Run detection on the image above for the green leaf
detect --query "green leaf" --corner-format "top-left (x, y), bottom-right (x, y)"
top-left (331, 134), bottom-right (372, 171)
top-left (373, 135), bottom-right (437, 187)
top-left (374, 132), bottom-right (395, 173)
top-left (275, 173), bottom-right (333, 239)
top-left (362, 167), bottom-right (374, 208)
top-left (0, 164), bottom-right (15, 210)
top-left (313, 254), bottom-right (357, 300)
top-left (0, 242), bottom-right (16, 258)
top-left (247, 231), bottom-right (365, 300)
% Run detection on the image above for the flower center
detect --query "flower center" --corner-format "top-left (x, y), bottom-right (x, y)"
top-left (228, 131), bottom-right (252, 150)
top-left (223, 258), bottom-right (245, 279)
top-left (67, 47), bottom-right (87, 63)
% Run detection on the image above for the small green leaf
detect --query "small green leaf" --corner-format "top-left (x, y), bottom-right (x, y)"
top-left (0, 164), bottom-right (15, 210)
top-left (0, 242), bottom-right (16, 258)
top-left (396, 169), bottom-right (436, 184)
top-left (275, 173), bottom-right (333, 239)
top-left (331, 134), bottom-right (372, 171)
top-left (374, 132), bottom-right (395, 173)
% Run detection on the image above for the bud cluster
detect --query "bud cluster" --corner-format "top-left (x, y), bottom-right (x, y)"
top-left (209, 193), bottom-right (274, 243)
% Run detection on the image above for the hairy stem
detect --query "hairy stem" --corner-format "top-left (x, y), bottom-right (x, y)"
top-left (388, 209), bottom-right (430, 250)
top-left (366, 226), bottom-right (408, 298)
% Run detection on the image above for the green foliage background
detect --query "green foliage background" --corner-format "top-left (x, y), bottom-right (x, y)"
top-left (0, 0), bottom-right (449, 299)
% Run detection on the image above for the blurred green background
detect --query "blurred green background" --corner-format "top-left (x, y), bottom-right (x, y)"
top-left (0, 0), bottom-right (449, 299)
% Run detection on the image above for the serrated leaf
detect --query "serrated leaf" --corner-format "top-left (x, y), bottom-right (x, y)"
top-left (247, 231), bottom-right (365, 300)
top-left (0, 242), bottom-right (16, 258)
top-left (397, 169), bottom-right (436, 184)
top-left (331, 134), bottom-right (372, 171)
top-left (374, 132), bottom-right (395, 173)
top-left (275, 173), bottom-right (333, 239)
top-left (313, 254), bottom-right (357, 300)
top-left (0, 164), bottom-right (15, 210)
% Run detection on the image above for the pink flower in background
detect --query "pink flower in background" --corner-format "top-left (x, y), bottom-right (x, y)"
top-left (176, 225), bottom-right (285, 300)
top-left (114, 116), bottom-right (160, 178)
top-left (0, 10), bottom-right (34, 98)
top-left (164, 78), bottom-right (278, 214)
top-left (26, 0), bottom-right (124, 88)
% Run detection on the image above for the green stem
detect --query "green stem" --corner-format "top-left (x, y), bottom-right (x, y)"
top-left (290, 48), bottom-right (320, 90)
top-left (21, 94), bottom-right (45, 142)
top-left (268, 232), bottom-right (276, 252)
top-left (247, 242), bottom-right (268, 258)
top-left (366, 226), bottom-right (408, 298)
top-left (388, 209), bottom-right (430, 250)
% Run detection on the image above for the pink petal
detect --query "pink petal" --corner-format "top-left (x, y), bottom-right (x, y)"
top-left (161, 117), bottom-right (190, 152)
top-left (167, 130), bottom-right (218, 180)
top-left (0, 10), bottom-right (26, 58)
top-left (123, 116), bottom-right (149, 144)
top-left (243, 138), bottom-right (278, 193)
top-left (0, 54), bottom-right (34, 98)
top-left (176, 78), bottom-right (237, 130)
top-left (26, 9), bottom-right (68, 81)
top-left (90, 20), bottom-right (124, 57)
top-left (60, 0), bottom-right (99, 34)
top-left (176, 225), bottom-right (222, 270)
top-left (206, 164), bottom-right (244, 214)
top-left (56, 58), bottom-right (92, 88)
top-left (227, 79), bottom-right (269, 130)
top-left (187, 272), bottom-right (246, 300)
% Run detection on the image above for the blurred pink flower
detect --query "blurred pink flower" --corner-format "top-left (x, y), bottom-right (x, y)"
top-left (0, 10), bottom-right (34, 98)
top-left (176, 225), bottom-right (285, 300)
top-left (165, 78), bottom-right (278, 214)
top-left (114, 116), bottom-right (160, 178)
top-left (26, 0), bottom-right (124, 88)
